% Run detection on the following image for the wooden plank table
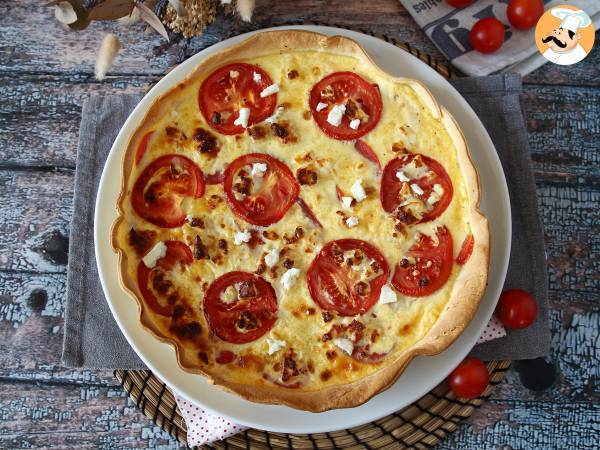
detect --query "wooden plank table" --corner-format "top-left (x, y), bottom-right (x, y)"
top-left (0, 1), bottom-right (598, 448)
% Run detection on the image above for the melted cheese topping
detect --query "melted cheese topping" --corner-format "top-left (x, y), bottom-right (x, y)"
top-left (116, 51), bottom-right (473, 392)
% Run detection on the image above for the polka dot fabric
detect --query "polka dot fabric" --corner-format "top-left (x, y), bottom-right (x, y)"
top-left (175, 317), bottom-right (506, 447)
top-left (174, 392), bottom-right (247, 447)
top-left (476, 315), bottom-right (506, 344)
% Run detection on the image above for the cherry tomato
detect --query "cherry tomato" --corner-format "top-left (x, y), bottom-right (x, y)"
top-left (447, 357), bottom-right (489, 398)
top-left (381, 153), bottom-right (453, 224)
top-left (495, 289), bottom-right (538, 329)
top-left (204, 271), bottom-right (278, 344)
top-left (199, 63), bottom-right (277, 135)
top-left (309, 71), bottom-right (382, 140)
top-left (137, 240), bottom-right (193, 316)
top-left (392, 226), bottom-right (454, 297)
top-left (470, 18), bottom-right (506, 54)
top-left (223, 153), bottom-right (300, 227)
top-left (131, 155), bottom-right (205, 228)
top-left (307, 239), bottom-right (390, 316)
top-left (507, 0), bottom-right (544, 30)
top-left (446, 0), bottom-right (475, 7)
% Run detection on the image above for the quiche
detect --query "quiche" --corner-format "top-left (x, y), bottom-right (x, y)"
top-left (112, 30), bottom-right (489, 412)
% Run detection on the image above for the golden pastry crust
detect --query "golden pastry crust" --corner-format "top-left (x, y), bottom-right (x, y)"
top-left (111, 30), bottom-right (489, 412)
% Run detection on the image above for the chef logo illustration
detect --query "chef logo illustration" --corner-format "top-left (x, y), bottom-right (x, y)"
top-left (535, 5), bottom-right (595, 66)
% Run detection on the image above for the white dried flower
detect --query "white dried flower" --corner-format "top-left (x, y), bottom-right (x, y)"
top-left (95, 34), bottom-right (120, 81)
top-left (236, 0), bottom-right (255, 22)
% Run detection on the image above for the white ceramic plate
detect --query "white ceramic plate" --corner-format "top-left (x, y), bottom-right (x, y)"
top-left (95, 25), bottom-right (511, 434)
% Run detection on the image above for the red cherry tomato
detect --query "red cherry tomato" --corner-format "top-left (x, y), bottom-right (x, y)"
top-left (446, 0), bottom-right (475, 7)
top-left (495, 289), bottom-right (538, 329)
top-left (447, 357), bottom-right (489, 398)
top-left (470, 18), bottom-right (506, 54)
top-left (507, 0), bottom-right (544, 30)
top-left (309, 71), bottom-right (382, 141)
top-left (391, 226), bottom-right (454, 297)
top-left (199, 63), bottom-right (277, 135)
top-left (307, 239), bottom-right (390, 316)
top-left (223, 153), bottom-right (300, 227)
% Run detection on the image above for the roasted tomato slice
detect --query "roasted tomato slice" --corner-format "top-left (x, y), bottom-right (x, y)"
top-left (223, 153), bottom-right (300, 227)
top-left (137, 240), bottom-right (193, 316)
top-left (456, 234), bottom-right (475, 265)
top-left (307, 239), bottom-right (390, 316)
top-left (309, 71), bottom-right (382, 140)
top-left (132, 155), bottom-right (205, 228)
top-left (381, 153), bottom-right (453, 224)
top-left (392, 226), bottom-right (454, 297)
top-left (351, 346), bottom-right (388, 363)
top-left (204, 271), bottom-right (278, 344)
top-left (199, 63), bottom-right (277, 135)
top-left (135, 131), bottom-right (155, 165)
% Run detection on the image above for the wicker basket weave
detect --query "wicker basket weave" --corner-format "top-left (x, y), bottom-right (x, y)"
top-left (115, 25), bottom-right (507, 449)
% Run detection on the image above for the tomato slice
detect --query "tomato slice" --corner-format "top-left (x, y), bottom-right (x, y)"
top-left (223, 153), bottom-right (300, 227)
top-left (203, 271), bottom-right (278, 344)
top-left (137, 240), bottom-right (193, 316)
top-left (307, 239), bottom-right (389, 316)
top-left (309, 72), bottom-right (382, 140)
top-left (381, 153), bottom-right (453, 224)
top-left (392, 226), bottom-right (454, 297)
top-left (456, 234), bottom-right (474, 265)
top-left (135, 131), bottom-right (154, 165)
top-left (131, 155), bottom-right (205, 228)
top-left (351, 346), bottom-right (388, 363)
top-left (354, 140), bottom-right (382, 173)
top-left (199, 63), bottom-right (277, 135)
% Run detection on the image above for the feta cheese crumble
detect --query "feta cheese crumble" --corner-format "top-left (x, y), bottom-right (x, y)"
top-left (351, 179), bottom-right (367, 202)
top-left (396, 170), bottom-right (410, 182)
top-left (349, 118), bottom-right (361, 130)
top-left (253, 71), bottom-right (261, 83)
top-left (266, 338), bottom-right (286, 355)
top-left (233, 107), bottom-right (250, 128)
top-left (410, 183), bottom-right (425, 196)
top-left (264, 248), bottom-right (280, 268)
top-left (264, 106), bottom-right (284, 124)
top-left (378, 284), bottom-right (397, 304)
top-left (281, 268), bottom-right (300, 290)
top-left (341, 196), bottom-right (353, 209)
top-left (260, 83), bottom-right (279, 98)
top-left (234, 230), bottom-right (251, 245)
top-left (229, 70), bottom-right (239, 78)
top-left (142, 242), bottom-right (167, 268)
top-left (316, 102), bottom-right (327, 112)
top-left (326, 103), bottom-right (346, 126)
top-left (251, 162), bottom-right (268, 177)
top-left (345, 216), bottom-right (359, 228)
top-left (332, 338), bottom-right (354, 356)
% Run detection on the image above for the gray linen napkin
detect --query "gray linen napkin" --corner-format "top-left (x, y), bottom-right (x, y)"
top-left (61, 74), bottom-right (549, 369)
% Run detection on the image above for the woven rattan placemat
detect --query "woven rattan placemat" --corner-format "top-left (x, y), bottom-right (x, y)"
top-left (114, 25), bottom-right (508, 449)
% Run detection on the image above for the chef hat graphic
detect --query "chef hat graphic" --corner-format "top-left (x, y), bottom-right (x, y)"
top-left (551, 8), bottom-right (592, 33)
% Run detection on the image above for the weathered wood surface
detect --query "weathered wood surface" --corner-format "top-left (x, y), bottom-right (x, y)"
top-left (0, 0), bottom-right (598, 448)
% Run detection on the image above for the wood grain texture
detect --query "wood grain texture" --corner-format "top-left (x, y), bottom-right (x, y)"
top-left (0, 0), bottom-right (598, 448)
